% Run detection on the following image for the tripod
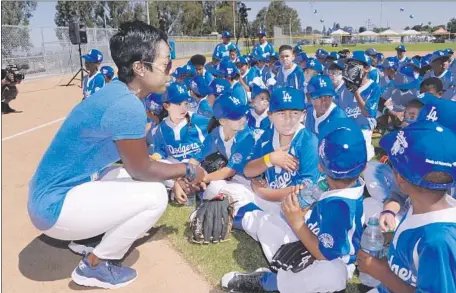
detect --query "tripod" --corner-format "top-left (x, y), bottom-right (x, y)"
top-left (65, 44), bottom-right (88, 88)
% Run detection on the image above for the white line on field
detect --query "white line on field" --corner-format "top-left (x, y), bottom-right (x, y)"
top-left (2, 117), bottom-right (66, 142)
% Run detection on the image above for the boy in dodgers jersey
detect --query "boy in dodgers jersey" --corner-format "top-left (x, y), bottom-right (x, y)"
top-left (246, 83), bottom-right (271, 138)
top-left (188, 75), bottom-right (212, 118)
top-left (273, 45), bottom-right (305, 91)
top-left (327, 61), bottom-right (346, 104)
top-left (365, 48), bottom-right (381, 84)
top-left (305, 75), bottom-right (347, 135)
top-left (358, 121), bottom-right (456, 293)
top-left (424, 50), bottom-right (454, 92)
top-left (222, 118), bottom-right (367, 293)
top-left (337, 51), bottom-right (381, 160)
top-left (393, 45), bottom-right (410, 69)
top-left (239, 87), bottom-right (319, 215)
top-left (82, 49), bottom-right (105, 99)
top-left (213, 60), bottom-right (248, 105)
top-left (252, 30), bottom-right (275, 60)
top-left (213, 31), bottom-right (241, 59)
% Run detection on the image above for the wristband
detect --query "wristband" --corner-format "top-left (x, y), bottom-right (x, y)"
top-left (263, 154), bottom-right (273, 168)
top-left (380, 210), bottom-right (396, 218)
top-left (185, 163), bottom-right (196, 182)
top-left (382, 107), bottom-right (389, 115)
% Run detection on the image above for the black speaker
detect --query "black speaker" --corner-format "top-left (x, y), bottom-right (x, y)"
top-left (69, 21), bottom-right (88, 45)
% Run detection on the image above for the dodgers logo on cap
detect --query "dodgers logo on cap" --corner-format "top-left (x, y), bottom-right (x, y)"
top-left (269, 87), bottom-right (305, 112)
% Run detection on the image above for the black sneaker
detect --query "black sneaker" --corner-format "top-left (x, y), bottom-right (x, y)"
top-left (221, 270), bottom-right (271, 293)
top-left (68, 234), bottom-right (104, 255)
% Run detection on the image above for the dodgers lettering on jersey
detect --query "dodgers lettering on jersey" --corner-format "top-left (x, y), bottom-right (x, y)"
top-left (337, 80), bottom-right (380, 130)
top-left (201, 125), bottom-right (256, 176)
top-left (213, 42), bottom-right (240, 59)
top-left (246, 108), bottom-right (271, 138)
top-left (83, 72), bottom-right (105, 98)
top-left (196, 97), bottom-right (213, 118)
top-left (252, 42), bottom-right (275, 59)
top-left (273, 64), bottom-right (305, 91)
top-left (304, 180), bottom-right (365, 264)
top-left (305, 103), bottom-right (347, 135)
top-left (377, 196), bottom-right (456, 293)
top-left (249, 125), bottom-right (319, 189)
top-left (424, 70), bottom-right (454, 92)
top-left (152, 113), bottom-right (209, 161)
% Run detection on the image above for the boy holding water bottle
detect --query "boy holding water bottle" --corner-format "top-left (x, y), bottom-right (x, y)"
top-left (357, 120), bottom-right (456, 293)
top-left (221, 118), bottom-right (367, 293)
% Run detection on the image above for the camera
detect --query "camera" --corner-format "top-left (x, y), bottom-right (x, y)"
top-left (3, 64), bottom-right (27, 83)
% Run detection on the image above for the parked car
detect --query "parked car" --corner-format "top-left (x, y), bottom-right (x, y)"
top-left (320, 37), bottom-right (334, 45)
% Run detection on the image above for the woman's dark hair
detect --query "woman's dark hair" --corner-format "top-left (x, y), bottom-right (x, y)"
top-left (207, 117), bottom-right (221, 134)
top-left (110, 20), bottom-right (168, 84)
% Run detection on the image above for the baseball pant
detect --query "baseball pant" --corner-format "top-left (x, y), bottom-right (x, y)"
top-left (362, 129), bottom-right (375, 161)
top-left (43, 166), bottom-right (168, 260)
top-left (241, 210), bottom-right (354, 293)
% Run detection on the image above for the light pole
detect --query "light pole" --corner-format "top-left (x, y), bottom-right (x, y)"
top-left (145, 1), bottom-right (150, 25)
top-left (233, 0), bottom-right (236, 37)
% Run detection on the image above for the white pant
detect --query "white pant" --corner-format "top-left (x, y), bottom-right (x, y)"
top-left (242, 211), bottom-right (354, 293)
top-left (44, 167), bottom-right (168, 260)
top-left (362, 129), bottom-right (375, 161)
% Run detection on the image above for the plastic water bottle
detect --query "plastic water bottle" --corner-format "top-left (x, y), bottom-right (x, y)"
top-left (185, 193), bottom-right (196, 207)
top-left (359, 216), bottom-right (385, 287)
top-left (297, 176), bottom-right (329, 208)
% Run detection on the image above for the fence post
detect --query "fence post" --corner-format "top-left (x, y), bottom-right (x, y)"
top-left (41, 27), bottom-right (48, 75)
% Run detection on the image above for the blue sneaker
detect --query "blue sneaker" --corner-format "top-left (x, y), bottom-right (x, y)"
top-left (71, 256), bottom-right (137, 289)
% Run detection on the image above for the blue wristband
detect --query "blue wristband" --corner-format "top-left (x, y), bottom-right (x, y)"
top-left (380, 210), bottom-right (396, 218)
top-left (185, 163), bottom-right (196, 182)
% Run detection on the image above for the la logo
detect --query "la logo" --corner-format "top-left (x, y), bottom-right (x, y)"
top-left (319, 78), bottom-right (327, 88)
top-left (283, 92), bottom-right (292, 102)
top-left (426, 106), bottom-right (438, 122)
top-left (177, 86), bottom-right (185, 94)
top-left (229, 96), bottom-right (241, 105)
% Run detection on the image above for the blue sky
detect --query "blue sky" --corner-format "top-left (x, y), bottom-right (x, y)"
top-left (30, 1), bottom-right (456, 31)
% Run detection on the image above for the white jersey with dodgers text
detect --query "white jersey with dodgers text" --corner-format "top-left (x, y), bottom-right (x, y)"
top-left (377, 195), bottom-right (456, 293)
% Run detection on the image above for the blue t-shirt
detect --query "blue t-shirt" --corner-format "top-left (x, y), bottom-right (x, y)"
top-left (377, 196), bottom-right (456, 293)
top-left (28, 80), bottom-right (147, 230)
top-left (248, 125), bottom-right (319, 189)
top-left (83, 72), bottom-right (106, 99)
top-left (305, 103), bottom-right (347, 136)
top-left (305, 180), bottom-right (365, 264)
top-left (152, 113), bottom-right (210, 162)
top-left (273, 64), bottom-right (305, 91)
top-left (337, 80), bottom-right (380, 130)
top-left (201, 125), bottom-right (256, 176)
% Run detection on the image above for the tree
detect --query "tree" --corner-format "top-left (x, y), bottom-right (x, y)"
top-left (251, 1), bottom-right (301, 37)
top-left (447, 18), bottom-right (456, 34)
top-left (411, 25), bottom-right (422, 31)
top-left (404, 26), bottom-right (410, 30)
top-left (1, 1), bottom-right (37, 57)
top-left (322, 25), bottom-right (326, 35)
top-left (305, 26), bottom-right (312, 35)
top-left (373, 27), bottom-right (389, 33)
top-left (359, 26), bottom-right (367, 33)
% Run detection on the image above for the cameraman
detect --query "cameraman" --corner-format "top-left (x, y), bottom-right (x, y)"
top-left (1, 68), bottom-right (21, 114)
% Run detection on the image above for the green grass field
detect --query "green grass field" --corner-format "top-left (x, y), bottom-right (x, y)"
top-left (301, 42), bottom-right (452, 53)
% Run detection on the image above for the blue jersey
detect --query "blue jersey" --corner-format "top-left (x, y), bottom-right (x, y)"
top-left (231, 81), bottom-right (248, 105)
top-left (249, 125), bottom-right (319, 189)
top-left (246, 108), bottom-right (271, 138)
top-left (304, 180), bottom-right (365, 264)
top-left (83, 72), bottom-right (105, 99)
top-left (305, 103), bottom-right (347, 136)
top-left (337, 80), bottom-right (380, 130)
top-left (449, 59), bottom-right (456, 76)
top-left (213, 42), bottom-right (240, 59)
top-left (252, 42), bottom-right (275, 59)
top-left (368, 67), bottom-right (381, 84)
top-left (394, 56), bottom-right (411, 69)
top-left (28, 80), bottom-right (146, 230)
top-left (273, 65), bottom-right (305, 91)
top-left (205, 62), bottom-right (217, 73)
top-left (379, 76), bottom-right (394, 97)
top-left (334, 82), bottom-right (347, 105)
top-left (378, 196), bottom-right (456, 293)
top-left (201, 125), bottom-right (256, 176)
top-left (196, 97), bottom-right (213, 118)
top-left (152, 113), bottom-right (210, 162)
top-left (241, 68), bottom-right (257, 87)
top-left (424, 70), bottom-right (454, 92)
top-left (387, 88), bottom-right (419, 112)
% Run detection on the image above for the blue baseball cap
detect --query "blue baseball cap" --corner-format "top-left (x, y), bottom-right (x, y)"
top-left (213, 93), bottom-right (249, 120)
top-left (254, 55), bottom-right (268, 63)
top-left (328, 60), bottom-right (345, 71)
top-left (318, 118), bottom-right (367, 179)
top-left (161, 82), bottom-right (191, 104)
top-left (421, 54), bottom-right (432, 68)
top-left (305, 58), bottom-right (324, 73)
top-left (395, 45), bottom-right (407, 52)
top-left (172, 65), bottom-right (197, 78)
top-left (258, 29), bottom-right (267, 37)
top-left (365, 48), bottom-right (378, 57)
top-left (393, 67), bottom-right (419, 90)
top-left (269, 87), bottom-right (306, 112)
top-left (417, 97), bottom-right (456, 132)
top-left (380, 121), bottom-right (456, 190)
top-left (409, 58), bottom-right (422, 70)
top-left (222, 31), bottom-right (233, 38)
top-left (382, 57), bottom-right (399, 70)
top-left (100, 66), bottom-right (114, 78)
top-left (446, 48), bottom-right (454, 55)
top-left (236, 56), bottom-right (249, 65)
top-left (307, 75), bottom-right (336, 99)
top-left (251, 83), bottom-right (269, 100)
top-left (351, 51), bottom-right (371, 66)
top-left (82, 49), bottom-right (103, 63)
top-left (214, 60), bottom-right (239, 78)
top-left (212, 51), bottom-right (223, 60)
top-left (431, 50), bottom-right (450, 63)
top-left (293, 44), bottom-right (303, 53)
top-left (376, 53), bottom-right (385, 63)
top-left (190, 75), bottom-right (211, 97)
top-left (209, 78), bottom-right (232, 96)
top-left (315, 49), bottom-right (329, 59)
top-left (327, 52), bottom-right (340, 60)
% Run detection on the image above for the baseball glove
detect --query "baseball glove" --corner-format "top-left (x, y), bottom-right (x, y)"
top-left (200, 152), bottom-right (228, 174)
top-left (343, 59), bottom-right (364, 93)
top-left (270, 241), bottom-right (316, 273)
top-left (189, 195), bottom-right (235, 244)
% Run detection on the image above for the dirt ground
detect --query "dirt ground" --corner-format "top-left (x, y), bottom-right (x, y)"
top-left (1, 61), bottom-right (222, 293)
